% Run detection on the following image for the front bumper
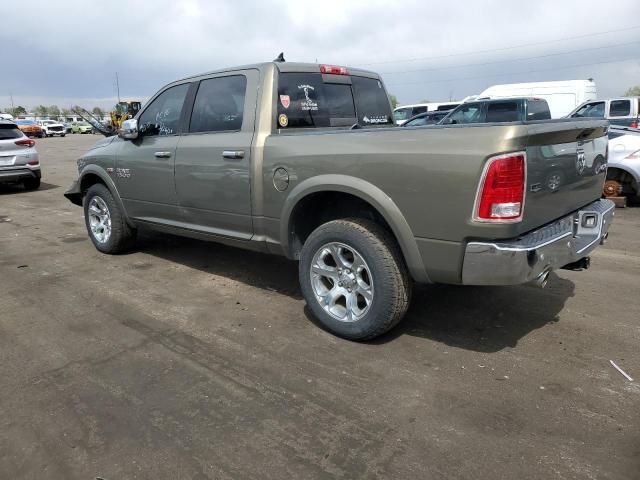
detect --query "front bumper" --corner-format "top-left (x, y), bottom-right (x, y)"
top-left (461, 199), bottom-right (615, 285)
top-left (64, 179), bottom-right (83, 206)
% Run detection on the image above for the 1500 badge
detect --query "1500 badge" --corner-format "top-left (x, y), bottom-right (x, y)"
top-left (116, 168), bottom-right (131, 178)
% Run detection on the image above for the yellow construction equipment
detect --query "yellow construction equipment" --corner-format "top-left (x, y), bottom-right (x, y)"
top-left (110, 101), bottom-right (141, 130)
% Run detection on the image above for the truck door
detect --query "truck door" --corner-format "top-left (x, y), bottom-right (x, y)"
top-left (174, 70), bottom-right (258, 239)
top-left (116, 83), bottom-right (190, 223)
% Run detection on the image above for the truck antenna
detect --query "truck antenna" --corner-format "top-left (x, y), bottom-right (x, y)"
top-left (274, 52), bottom-right (285, 63)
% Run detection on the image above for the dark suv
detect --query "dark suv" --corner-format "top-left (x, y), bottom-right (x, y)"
top-left (441, 98), bottom-right (552, 124)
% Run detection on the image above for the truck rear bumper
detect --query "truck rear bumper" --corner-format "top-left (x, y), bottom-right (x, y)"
top-left (461, 199), bottom-right (615, 286)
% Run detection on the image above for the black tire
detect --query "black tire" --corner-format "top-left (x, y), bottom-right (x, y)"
top-left (61, 133), bottom-right (66, 137)
top-left (23, 177), bottom-right (40, 190)
top-left (83, 183), bottom-right (136, 254)
top-left (299, 218), bottom-right (412, 341)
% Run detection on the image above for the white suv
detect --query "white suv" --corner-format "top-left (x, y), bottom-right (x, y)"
top-left (38, 119), bottom-right (66, 137)
top-left (0, 120), bottom-right (41, 190)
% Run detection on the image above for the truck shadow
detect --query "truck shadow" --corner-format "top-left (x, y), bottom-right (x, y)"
top-left (140, 231), bottom-right (574, 353)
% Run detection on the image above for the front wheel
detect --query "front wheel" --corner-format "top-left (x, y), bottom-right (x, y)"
top-left (299, 218), bottom-right (412, 341)
top-left (84, 183), bottom-right (136, 254)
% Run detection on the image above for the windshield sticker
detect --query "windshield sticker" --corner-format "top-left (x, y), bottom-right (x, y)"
top-left (362, 115), bottom-right (388, 124)
top-left (298, 84), bottom-right (318, 111)
top-left (280, 95), bottom-right (290, 109)
top-left (278, 113), bottom-right (289, 127)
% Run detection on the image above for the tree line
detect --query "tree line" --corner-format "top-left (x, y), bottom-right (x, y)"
top-left (1, 105), bottom-right (108, 118)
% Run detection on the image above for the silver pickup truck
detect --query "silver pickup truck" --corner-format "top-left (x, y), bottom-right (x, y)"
top-left (65, 61), bottom-right (614, 340)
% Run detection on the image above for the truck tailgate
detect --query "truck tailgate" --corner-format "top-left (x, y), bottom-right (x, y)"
top-left (519, 120), bottom-right (608, 234)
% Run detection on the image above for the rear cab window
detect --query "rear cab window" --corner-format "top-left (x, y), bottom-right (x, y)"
top-left (526, 99), bottom-right (551, 121)
top-left (276, 70), bottom-right (393, 130)
top-left (485, 101), bottom-right (521, 122)
top-left (609, 100), bottom-right (631, 117)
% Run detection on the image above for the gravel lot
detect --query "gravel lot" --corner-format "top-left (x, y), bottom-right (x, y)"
top-left (1, 134), bottom-right (638, 479)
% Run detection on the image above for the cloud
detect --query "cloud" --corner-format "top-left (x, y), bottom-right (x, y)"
top-left (1, 0), bottom-right (639, 110)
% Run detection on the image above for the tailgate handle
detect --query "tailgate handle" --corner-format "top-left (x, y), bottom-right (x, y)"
top-left (154, 151), bottom-right (172, 158)
top-left (222, 150), bottom-right (245, 160)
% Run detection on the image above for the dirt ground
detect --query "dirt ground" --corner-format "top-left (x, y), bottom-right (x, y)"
top-left (1, 134), bottom-right (638, 479)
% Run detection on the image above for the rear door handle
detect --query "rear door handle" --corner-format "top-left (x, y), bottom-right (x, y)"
top-left (222, 150), bottom-right (245, 160)
top-left (154, 151), bottom-right (172, 158)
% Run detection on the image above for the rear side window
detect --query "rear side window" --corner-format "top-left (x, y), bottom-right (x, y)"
top-left (351, 76), bottom-right (393, 126)
top-left (139, 83), bottom-right (189, 137)
top-left (0, 126), bottom-right (22, 140)
top-left (486, 101), bottom-right (520, 122)
top-left (190, 75), bottom-right (247, 133)
top-left (609, 100), bottom-right (631, 117)
top-left (276, 72), bottom-right (392, 129)
top-left (527, 100), bottom-right (551, 121)
top-left (412, 106), bottom-right (428, 116)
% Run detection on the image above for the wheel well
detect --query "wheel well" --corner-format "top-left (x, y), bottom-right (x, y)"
top-left (80, 173), bottom-right (106, 193)
top-left (288, 191), bottom-right (394, 259)
top-left (607, 167), bottom-right (638, 194)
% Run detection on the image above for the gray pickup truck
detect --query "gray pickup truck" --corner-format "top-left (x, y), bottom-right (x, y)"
top-left (65, 60), bottom-right (614, 340)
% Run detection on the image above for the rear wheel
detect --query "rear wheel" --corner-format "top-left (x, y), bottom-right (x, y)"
top-left (23, 177), bottom-right (40, 190)
top-left (84, 183), bottom-right (136, 254)
top-left (299, 218), bottom-right (412, 341)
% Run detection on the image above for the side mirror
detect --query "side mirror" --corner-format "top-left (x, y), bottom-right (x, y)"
top-left (119, 118), bottom-right (138, 140)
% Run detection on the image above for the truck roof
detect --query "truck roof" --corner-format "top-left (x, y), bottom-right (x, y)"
top-left (178, 61), bottom-right (381, 83)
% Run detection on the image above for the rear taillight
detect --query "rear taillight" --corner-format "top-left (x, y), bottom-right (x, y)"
top-left (474, 152), bottom-right (526, 222)
top-left (630, 120), bottom-right (638, 129)
top-left (320, 64), bottom-right (349, 75)
top-left (15, 138), bottom-right (35, 148)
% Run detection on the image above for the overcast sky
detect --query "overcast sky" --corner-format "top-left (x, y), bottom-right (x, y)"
top-left (1, 0), bottom-right (639, 111)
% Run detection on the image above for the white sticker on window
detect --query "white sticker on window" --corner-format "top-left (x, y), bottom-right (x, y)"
top-left (298, 84), bottom-right (318, 111)
top-left (362, 115), bottom-right (388, 124)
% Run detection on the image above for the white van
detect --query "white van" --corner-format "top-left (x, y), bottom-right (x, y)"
top-left (393, 102), bottom-right (461, 125)
top-left (477, 80), bottom-right (597, 118)
top-left (0, 113), bottom-right (14, 121)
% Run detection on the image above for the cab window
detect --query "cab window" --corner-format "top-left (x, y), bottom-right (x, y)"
top-left (189, 76), bottom-right (247, 133)
top-left (446, 103), bottom-right (483, 124)
top-left (609, 100), bottom-right (631, 117)
top-left (138, 83), bottom-right (189, 137)
top-left (572, 102), bottom-right (605, 118)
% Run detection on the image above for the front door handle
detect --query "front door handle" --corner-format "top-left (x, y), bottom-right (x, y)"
top-left (154, 151), bottom-right (172, 158)
top-left (222, 150), bottom-right (245, 160)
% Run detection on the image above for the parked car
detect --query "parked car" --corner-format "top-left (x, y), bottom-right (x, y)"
top-left (402, 110), bottom-right (451, 127)
top-left (604, 126), bottom-right (640, 197)
top-left (0, 113), bottom-right (14, 121)
top-left (15, 120), bottom-right (44, 138)
top-left (37, 119), bottom-right (66, 137)
top-left (63, 122), bottom-right (72, 134)
top-left (393, 102), bottom-right (461, 125)
top-left (568, 97), bottom-right (639, 128)
top-left (440, 97), bottom-right (551, 124)
top-left (71, 121), bottom-right (93, 134)
top-left (65, 61), bottom-right (613, 341)
top-left (478, 79), bottom-right (596, 118)
top-left (0, 119), bottom-right (41, 189)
